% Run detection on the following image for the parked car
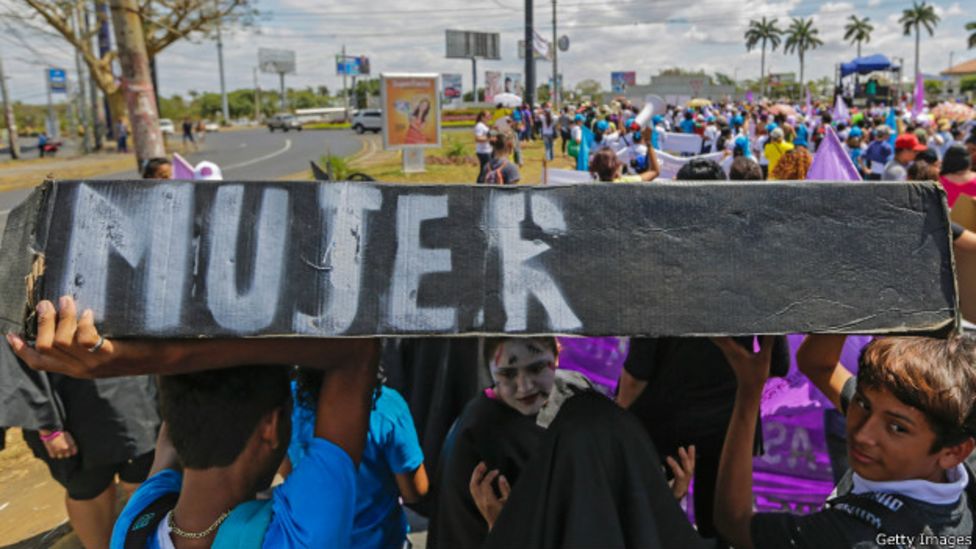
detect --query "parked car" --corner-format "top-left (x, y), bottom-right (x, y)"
top-left (159, 118), bottom-right (175, 135)
top-left (267, 113), bottom-right (303, 132)
top-left (351, 109), bottom-right (382, 134)
top-left (203, 120), bottom-right (220, 132)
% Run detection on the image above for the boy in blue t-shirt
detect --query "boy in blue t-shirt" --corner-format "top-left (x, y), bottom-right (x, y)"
top-left (287, 369), bottom-right (428, 549)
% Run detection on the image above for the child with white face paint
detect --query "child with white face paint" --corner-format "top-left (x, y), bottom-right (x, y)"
top-left (489, 338), bottom-right (558, 416)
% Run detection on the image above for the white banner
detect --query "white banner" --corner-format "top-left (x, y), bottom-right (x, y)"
top-left (655, 150), bottom-right (725, 180)
top-left (660, 132), bottom-right (703, 155)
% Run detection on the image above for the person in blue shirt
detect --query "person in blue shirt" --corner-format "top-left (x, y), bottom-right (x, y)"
top-left (286, 367), bottom-right (428, 549)
top-left (862, 125), bottom-right (893, 181)
top-left (7, 295), bottom-right (379, 549)
top-left (680, 111), bottom-right (697, 134)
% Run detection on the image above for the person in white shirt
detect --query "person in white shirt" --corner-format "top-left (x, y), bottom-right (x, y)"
top-left (474, 111), bottom-right (492, 183)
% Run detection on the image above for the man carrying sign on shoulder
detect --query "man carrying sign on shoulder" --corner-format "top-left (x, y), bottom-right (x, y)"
top-left (8, 296), bottom-right (378, 549)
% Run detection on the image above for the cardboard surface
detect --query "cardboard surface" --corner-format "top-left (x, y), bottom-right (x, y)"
top-left (0, 180), bottom-right (957, 338)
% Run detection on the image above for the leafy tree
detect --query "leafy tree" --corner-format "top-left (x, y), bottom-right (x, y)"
top-left (12, 0), bottom-right (256, 130)
top-left (744, 16), bottom-right (783, 97)
top-left (844, 15), bottom-right (874, 58)
top-left (899, 1), bottom-right (940, 86)
top-left (783, 17), bottom-right (823, 92)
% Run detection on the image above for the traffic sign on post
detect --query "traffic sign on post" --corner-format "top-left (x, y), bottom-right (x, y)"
top-left (47, 68), bottom-right (67, 93)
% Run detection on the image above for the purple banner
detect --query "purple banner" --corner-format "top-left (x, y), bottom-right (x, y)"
top-left (556, 337), bottom-right (628, 395)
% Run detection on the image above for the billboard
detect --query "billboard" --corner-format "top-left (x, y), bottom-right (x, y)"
top-left (381, 73), bottom-right (441, 149)
top-left (445, 30), bottom-right (501, 60)
top-left (484, 71), bottom-right (502, 103)
top-left (503, 73), bottom-right (523, 96)
top-left (442, 73), bottom-right (463, 104)
top-left (47, 68), bottom-right (67, 93)
top-left (611, 71), bottom-right (636, 94)
top-left (337, 55), bottom-right (370, 76)
top-left (258, 48), bottom-right (296, 74)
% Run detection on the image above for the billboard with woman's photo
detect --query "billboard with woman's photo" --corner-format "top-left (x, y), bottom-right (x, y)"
top-left (381, 73), bottom-right (441, 149)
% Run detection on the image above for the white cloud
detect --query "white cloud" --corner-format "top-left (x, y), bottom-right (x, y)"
top-left (2, 0), bottom-right (975, 103)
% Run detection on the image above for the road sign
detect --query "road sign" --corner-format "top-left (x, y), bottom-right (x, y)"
top-left (47, 68), bottom-right (67, 93)
top-left (258, 48), bottom-right (296, 75)
top-left (445, 30), bottom-right (500, 60)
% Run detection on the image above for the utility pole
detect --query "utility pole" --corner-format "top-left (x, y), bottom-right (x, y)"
top-left (341, 44), bottom-right (348, 121)
top-left (108, 0), bottom-right (164, 165)
top-left (215, 0), bottom-right (229, 123)
top-left (524, 0), bottom-right (535, 106)
top-left (551, 0), bottom-right (557, 108)
top-left (46, 70), bottom-right (57, 139)
top-left (0, 45), bottom-right (20, 159)
top-left (85, 4), bottom-right (104, 150)
top-left (253, 67), bottom-right (262, 122)
top-left (73, 7), bottom-right (92, 154)
top-left (471, 58), bottom-right (477, 102)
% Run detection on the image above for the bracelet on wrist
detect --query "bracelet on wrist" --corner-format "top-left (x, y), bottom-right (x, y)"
top-left (40, 430), bottom-right (64, 442)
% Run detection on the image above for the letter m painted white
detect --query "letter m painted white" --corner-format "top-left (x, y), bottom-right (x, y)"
top-left (61, 183), bottom-right (192, 330)
top-left (491, 192), bottom-right (582, 332)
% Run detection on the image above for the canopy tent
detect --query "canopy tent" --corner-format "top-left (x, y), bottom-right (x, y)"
top-left (839, 54), bottom-right (898, 78)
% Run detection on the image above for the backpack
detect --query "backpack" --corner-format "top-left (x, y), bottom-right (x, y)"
top-left (483, 160), bottom-right (508, 185)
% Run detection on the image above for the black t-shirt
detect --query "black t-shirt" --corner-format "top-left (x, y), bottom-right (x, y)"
top-left (751, 377), bottom-right (976, 549)
top-left (623, 336), bottom-right (790, 458)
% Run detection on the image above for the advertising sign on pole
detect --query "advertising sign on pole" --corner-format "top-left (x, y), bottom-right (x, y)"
top-left (442, 73), bottom-right (463, 104)
top-left (381, 73), bottom-right (441, 150)
top-left (504, 73), bottom-right (523, 96)
top-left (336, 56), bottom-right (371, 76)
top-left (484, 71), bottom-right (501, 103)
top-left (610, 71), bottom-right (636, 94)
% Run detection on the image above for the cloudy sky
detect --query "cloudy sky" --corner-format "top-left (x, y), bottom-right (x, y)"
top-left (1, 0), bottom-right (973, 104)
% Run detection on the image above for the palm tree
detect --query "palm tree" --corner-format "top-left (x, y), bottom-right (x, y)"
top-left (744, 17), bottom-right (783, 98)
top-left (967, 21), bottom-right (976, 49)
top-left (899, 1), bottom-right (940, 86)
top-left (844, 15), bottom-right (874, 58)
top-left (783, 17), bottom-right (824, 93)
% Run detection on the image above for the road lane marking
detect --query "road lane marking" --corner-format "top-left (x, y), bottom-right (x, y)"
top-left (223, 139), bottom-right (291, 170)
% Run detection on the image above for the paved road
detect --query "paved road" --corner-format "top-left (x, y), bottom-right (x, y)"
top-left (0, 128), bottom-right (366, 214)
top-left (101, 127), bottom-right (365, 179)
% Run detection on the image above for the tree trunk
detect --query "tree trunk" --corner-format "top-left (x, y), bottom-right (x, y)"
top-left (108, 0), bottom-right (164, 166)
top-left (914, 27), bottom-right (920, 90)
top-left (799, 51), bottom-right (805, 98)
top-left (760, 38), bottom-right (767, 98)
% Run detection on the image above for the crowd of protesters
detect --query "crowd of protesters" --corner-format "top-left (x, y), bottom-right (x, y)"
top-left (2, 89), bottom-right (976, 549)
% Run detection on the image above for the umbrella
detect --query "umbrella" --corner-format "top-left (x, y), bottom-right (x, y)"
top-left (932, 103), bottom-right (975, 123)
top-left (493, 92), bottom-right (523, 108)
top-left (687, 98), bottom-right (712, 108)
top-left (769, 104), bottom-right (798, 117)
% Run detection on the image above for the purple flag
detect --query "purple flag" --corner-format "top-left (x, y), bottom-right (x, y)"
top-left (745, 90), bottom-right (754, 104)
top-left (807, 126), bottom-right (862, 181)
top-left (832, 95), bottom-right (849, 123)
top-left (912, 73), bottom-right (925, 119)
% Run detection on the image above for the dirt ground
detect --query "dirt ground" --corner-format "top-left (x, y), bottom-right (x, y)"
top-left (0, 430), bottom-right (81, 549)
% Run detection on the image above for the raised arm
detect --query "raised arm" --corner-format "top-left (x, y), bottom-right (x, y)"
top-left (711, 335), bottom-right (773, 549)
top-left (7, 296), bottom-right (375, 379)
top-left (639, 127), bottom-right (660, 182)
top-left (313, 337), bottom-right (379, 466)
top-left (795, 334), bottom-right (852, 411)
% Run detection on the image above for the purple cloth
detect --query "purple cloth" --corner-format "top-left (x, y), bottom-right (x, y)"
top-left (555, 337), bottom-right (628, 395)
top-left (833, 95), bottom-right (850, 123)
top-left (745, 91), bottom-right (754, 104)
top-left (807, 126), bottom-right (862, 181)
top-left (912, 74), bottom-right (925, 119)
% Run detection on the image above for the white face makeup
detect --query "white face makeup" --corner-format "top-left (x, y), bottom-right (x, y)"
top-left (490, 339), bottom-right (557, 416)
